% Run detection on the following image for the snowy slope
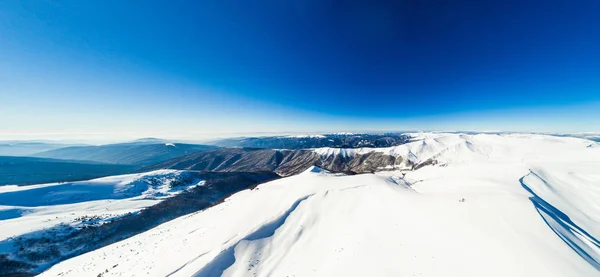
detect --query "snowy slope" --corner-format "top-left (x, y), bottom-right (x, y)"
top-left (0, 170), bottom-right (204, 241)
top-left (313, 132), bottom-right (485, 165)
top-left (38, 133), bottom-right (600, 276)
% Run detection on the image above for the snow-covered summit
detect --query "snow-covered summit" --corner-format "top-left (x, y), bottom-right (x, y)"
top-left (314, 132), bottom-right (596, 166)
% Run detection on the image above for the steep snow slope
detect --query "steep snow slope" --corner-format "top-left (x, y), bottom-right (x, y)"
top-left (39, 134), bottom-right (600, 276)
top-left (0, 170), bottom-right (204, 241)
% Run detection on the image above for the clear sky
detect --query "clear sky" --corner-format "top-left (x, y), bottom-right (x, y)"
top-left (1, 0), bottom-right (599, 141)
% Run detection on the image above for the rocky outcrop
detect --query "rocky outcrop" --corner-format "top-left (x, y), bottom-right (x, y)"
top-left (148, 147), bottom-right (412, 176)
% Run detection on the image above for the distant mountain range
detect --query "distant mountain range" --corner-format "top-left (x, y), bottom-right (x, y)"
top-left (210, 133), bottom-right (411, 149)
top-left (0, 142), bottom-right (82, 156)
top-left (33, 141), bottom-right (216, 166)
top-left (0, 140), bottom-right (216, 186)
top-left (3, 132), bottom-right (597, 188)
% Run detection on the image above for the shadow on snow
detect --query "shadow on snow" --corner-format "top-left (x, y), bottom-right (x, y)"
top-left (520, 171), bottom-right (600, 271)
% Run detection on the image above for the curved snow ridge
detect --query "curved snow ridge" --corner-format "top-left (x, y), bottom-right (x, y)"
top-left (312, 133), bottom-right (487, 165)
top-left (193, 194), bottom-right (314, 277)
top-left (521, 169), bottom-right (600, 234)
top-left (194, 184), bottom-right (416, 277)
top-left (521, 171), bottom-right (600, 270)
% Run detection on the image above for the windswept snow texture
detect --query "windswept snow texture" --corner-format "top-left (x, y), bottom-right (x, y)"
top-left (0, 170), bottom-right (204, 241)
top-left (40, 134), bottom-right (600, 277)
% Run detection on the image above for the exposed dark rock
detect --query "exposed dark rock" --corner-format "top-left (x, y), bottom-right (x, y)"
top-left (148, 148), bottom-right (413, 176)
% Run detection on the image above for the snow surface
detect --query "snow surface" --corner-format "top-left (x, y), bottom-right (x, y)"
top-left (0, 170), bottom-right (204, 241)
top-left (38, 133), bottom-right (600, 276)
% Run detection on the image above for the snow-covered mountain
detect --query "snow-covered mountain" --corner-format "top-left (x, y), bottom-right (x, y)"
top-left (34, 133), bottom-right (600, 276)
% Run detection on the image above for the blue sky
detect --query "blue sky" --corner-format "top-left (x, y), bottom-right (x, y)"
top-left (1, 0), bottom-right (599, 141)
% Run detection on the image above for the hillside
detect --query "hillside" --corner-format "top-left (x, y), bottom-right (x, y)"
top-left (148, 146), bottom-right (413, 177)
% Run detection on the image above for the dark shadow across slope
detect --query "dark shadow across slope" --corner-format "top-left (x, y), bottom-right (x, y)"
top-left (520, 172), bottom-right (600, 270)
